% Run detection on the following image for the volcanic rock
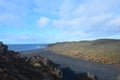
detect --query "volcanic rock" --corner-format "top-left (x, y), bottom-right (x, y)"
top-left (0, 42), bottom-right (8, 55)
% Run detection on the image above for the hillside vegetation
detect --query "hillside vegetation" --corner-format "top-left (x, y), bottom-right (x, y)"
top-left (45, 39), bottom-right (120, 65)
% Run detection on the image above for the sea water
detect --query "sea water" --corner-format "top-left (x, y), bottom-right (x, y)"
top-left (8, 44), bottom-right (48, 52)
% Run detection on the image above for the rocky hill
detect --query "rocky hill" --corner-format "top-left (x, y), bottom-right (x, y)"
top-left (0, 42), bottom-right (62, 80)
top-left (46, 39), bottom-right (120, 65)
top-left (0, 42), bottom-right (99, 80)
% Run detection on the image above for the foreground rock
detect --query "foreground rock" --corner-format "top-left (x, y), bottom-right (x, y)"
top-left (0, 42), bottom-right (62, 80)
top-left (0, 42), bottom-right (8, 55)
top-left (77, 72), bottom-right (98, 80)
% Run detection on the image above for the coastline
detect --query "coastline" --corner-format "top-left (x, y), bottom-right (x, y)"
top-left (20, 49), bottom-right (120, 80)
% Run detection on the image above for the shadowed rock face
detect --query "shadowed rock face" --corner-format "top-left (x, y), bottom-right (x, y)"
top-left (77, 72), bottom-right (98, 80)
top-left (0, 42), bottom-right (62, 80)
top-left (116, 74), bottom-right (120, 80)
top-left (0, 42), bottom-right (8, 55)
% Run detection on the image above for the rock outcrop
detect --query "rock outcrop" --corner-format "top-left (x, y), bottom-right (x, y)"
top-left (0, 42), bottom-right (62, 80)
top-left (0, 42), bottom-right (8, 55)
top-left (116, 74), bottom-right (120, 80)
top-left (77, 72), bottom-right (98, 80)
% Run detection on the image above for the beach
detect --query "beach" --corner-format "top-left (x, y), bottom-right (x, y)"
top-left (20, 49), bottom-right (120, 80)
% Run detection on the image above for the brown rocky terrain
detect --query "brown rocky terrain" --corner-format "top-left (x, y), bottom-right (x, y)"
top-left (0, 42), bottom-right (99, 80)
top-left (0, 42), bottom-right (62, 80)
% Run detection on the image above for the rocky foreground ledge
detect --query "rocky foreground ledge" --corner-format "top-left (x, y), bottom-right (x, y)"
top-left (0, 42), bottom-right (99, 80)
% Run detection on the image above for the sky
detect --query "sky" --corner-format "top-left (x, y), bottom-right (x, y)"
top-left (0, 0), bottom-right (120, 44)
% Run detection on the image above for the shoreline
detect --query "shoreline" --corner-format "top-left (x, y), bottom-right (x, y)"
top-left (19, 49), bottom-right (120, 66)
top-left (59, 54), bottom-right (120, 66)
top-left (20, 49), bottom-right (120, 80)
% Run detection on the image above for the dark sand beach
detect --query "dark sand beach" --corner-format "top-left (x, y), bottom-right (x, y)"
top-left (20, 49), bottom-right (120, 80)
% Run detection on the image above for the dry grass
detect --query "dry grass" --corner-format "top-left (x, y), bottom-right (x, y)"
top-left (45, 39), bottom-right (120, 65)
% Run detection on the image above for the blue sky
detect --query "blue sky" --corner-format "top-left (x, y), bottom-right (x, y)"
top-left (0, 0), bottom-right (120, 44)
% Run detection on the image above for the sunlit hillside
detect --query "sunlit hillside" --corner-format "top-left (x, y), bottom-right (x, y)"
top-left (45, 39), bottom-right (120, 65)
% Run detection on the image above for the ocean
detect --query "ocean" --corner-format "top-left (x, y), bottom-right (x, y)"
top-left (8, 44), bottom-right (48, 52)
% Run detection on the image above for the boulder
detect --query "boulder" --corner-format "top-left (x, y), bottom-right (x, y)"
top-left (0, 42), bottom-right (8, 55)
top-left (77, 72), bottom-right (98, 80)
top-left (116, 74), bottom-right (120, 80)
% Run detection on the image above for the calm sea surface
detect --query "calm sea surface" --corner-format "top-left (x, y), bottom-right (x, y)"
top-left (8, 44), bottom-right (48, 51)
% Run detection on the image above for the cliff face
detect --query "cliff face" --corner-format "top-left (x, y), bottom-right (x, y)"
top-left (0, 42), bottom-right (62, 80)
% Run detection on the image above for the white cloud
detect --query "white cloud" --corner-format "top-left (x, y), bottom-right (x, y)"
top-left (91, 14), bottom-right (111, 23)
top-left (34, 0), bottom-right (120, 40)
top-left (50, 0), bottom-right (120, 38)
top-left (33, 0), bottom-right (63, 16)
top-left (52, 18), bottom-right (84, 30)
top-left (108, 17), bottom-right (120, 26)
top-left (103, 16), bottom-right (120, 33)
top-left (38, 17), bottom-right (50, 28)
top-left (58, 0), bottom-right (76, 19)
